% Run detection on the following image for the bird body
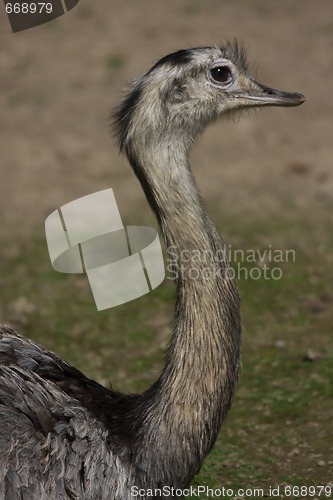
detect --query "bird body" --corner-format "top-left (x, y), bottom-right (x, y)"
top-left (0, 43), bottom-right (304, 499)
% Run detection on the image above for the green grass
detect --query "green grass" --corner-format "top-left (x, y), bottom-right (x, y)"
top-left (105, 55), bottom-right (126, 77)
top-left (1, 209), bottom-right (332, 497)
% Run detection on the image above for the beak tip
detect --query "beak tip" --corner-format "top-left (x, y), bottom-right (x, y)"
top-left (294, 93), bottom-right (306, 105)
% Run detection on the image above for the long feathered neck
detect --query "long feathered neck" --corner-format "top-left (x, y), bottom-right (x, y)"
top-left (123, 131), bottom-right (242, 488)
top-left (112, 56), bottom-right (242, 487)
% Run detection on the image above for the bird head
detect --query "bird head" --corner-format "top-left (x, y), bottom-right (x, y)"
top-left (113, 43), bottom-right (305, 154)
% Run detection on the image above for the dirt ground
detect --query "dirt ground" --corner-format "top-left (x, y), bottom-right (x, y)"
top-left (0, 0), bottom-right (332, 497)
top-left (1, 0), bottom-right (332, 234)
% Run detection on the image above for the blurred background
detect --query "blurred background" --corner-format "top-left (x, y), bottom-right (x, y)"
top-left (0, 0), bottom-right (332, 494)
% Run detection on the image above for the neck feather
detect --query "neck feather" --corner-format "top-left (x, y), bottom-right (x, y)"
top-left (127, 139), bottom-right (242, 488)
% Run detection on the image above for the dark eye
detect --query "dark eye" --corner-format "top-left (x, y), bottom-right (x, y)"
top-left (210, 66), bottom-right (232, 84)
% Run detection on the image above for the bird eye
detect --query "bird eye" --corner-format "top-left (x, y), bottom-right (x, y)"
top-left (210, 66), bottom-right (232, 85)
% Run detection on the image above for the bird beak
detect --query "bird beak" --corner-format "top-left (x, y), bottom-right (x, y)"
top-left (239, 82), bottom-right (305, 108)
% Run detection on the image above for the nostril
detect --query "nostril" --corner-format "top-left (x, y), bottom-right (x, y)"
top-left (256, 83), bottom-right (278, 96)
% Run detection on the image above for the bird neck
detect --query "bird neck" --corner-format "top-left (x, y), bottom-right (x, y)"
top-left (128, 140), bottom-right (242, 487)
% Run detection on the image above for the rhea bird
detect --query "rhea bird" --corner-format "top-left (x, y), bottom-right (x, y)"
top-left (0, 43), bottom-right (304, 499)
